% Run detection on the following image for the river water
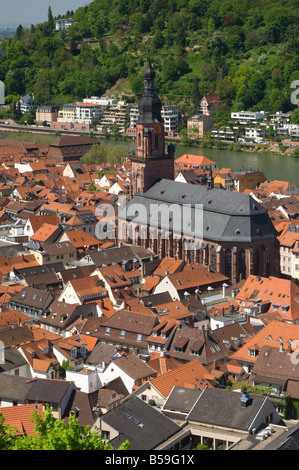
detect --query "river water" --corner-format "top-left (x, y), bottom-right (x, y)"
top-left (101, 138), bottom-right (299, 185)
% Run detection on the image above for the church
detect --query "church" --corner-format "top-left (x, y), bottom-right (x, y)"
top-left (120, 53), bottom-right (279, 284)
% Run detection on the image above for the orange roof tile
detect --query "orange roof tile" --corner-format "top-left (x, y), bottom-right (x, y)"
top-left (231, 320), bottom-right (299, 364)
top-left (0, 404), bottom-right (43, 435)
top-left (236, 275), bottom-right (299, 322)
top-left (153, 257), bottom-right (184, 277)
top-left (150, 359), bottom-right (214, 398)
top-left (175, 154), bottom-right (216, 167)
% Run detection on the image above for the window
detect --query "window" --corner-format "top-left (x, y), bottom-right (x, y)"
top-left (102, 431), bottom-right (110, 440)
top-left (105, 327), bottom-right (111, 335)
top-left (120, 330), bottom-right (126, 338)
top-left (136, 334), bottom-right (142, 342)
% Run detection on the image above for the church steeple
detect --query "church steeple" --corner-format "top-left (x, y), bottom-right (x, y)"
top-left (129, 52), bottom-right (175, 197)
top-left (137, 49), bottom-right (163, 124)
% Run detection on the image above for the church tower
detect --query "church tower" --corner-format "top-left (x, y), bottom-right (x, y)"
top-left (129, 51), bottom-right (175, 197)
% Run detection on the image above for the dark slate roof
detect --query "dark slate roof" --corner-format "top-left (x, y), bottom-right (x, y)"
top-left (89, 246), bottom-right (154, 267)
top-left (163, 386), bottom-right (202, 414)
top-left (100, 396), bottom-right (180, 450)
top-left (0, 347), bottom-right (28, 373)
top-left (121, 179), bottom-right (277, 243)
top-left (8, 287), bottom-right (53, 310)
top-left (15, 262), bottom-right (65, 278)
top-left (0, 325), bottom-right (35, 349)
top-left (0, 375), bottom-right (29, 401)
top-left (187, 388), bottom-right (268, 431)
top-left (85, 342), bottom-right (121, 366)
top-left (25, 378), bottom-right (75, 404)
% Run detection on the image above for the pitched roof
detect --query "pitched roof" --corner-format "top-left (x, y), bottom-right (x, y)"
top-left (153, 257), bottom-right (184, 277)
top-left (187, 388), bottom-right (275, 432)
top-left (236, 275), bottom-right (299, 322)
top-left (99, 396), bottom-right (180, 450)
top-left (175, 154), bottom-right (216, 166)
top-left (0, 403), bottom-right (43, 435)
top-left (111, 353), bottom-right (157, 380)
top-left (231, 320), bottom-right (299, 364)
top-left (150, 359), bottom-right (214, 398)
top-left (30, 223), bottom-right (61, 242)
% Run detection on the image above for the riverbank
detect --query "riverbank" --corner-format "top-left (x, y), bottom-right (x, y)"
top-left (0, 126), bottom-right (298, 183)
top-left (1, 122), bottom-right (298, 159)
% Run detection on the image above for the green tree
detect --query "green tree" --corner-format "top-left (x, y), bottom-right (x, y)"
top-left (48, 6), bottom-right (55, 31)
top-left (290, 108), bottom-right (299, 124)
top-left (0, 405), bottom-right (130, 450)
top-left (81, 144), bottom-right (107, 165)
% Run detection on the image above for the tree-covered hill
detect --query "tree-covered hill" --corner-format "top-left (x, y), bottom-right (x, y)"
top-left (0, 0), bottom-right (298, 124)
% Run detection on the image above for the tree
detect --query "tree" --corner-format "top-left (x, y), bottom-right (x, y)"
top-left (81, 144), bottom-right (107, 165)
top-left (48, 6), bottom-right (55, 31)
top-left (0, 405), bottom-right (130, 450)
top-left (290, 108), bottom-right (299, 124)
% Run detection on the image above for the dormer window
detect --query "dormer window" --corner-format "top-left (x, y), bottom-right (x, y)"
top-left (248, 348), bottom-right (258, 358)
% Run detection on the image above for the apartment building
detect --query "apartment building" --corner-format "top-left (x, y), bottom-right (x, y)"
top-left (278, 229), bottom-right (299, 281)
top-left (36, 106), bottom-right (59, 124)
top-left (75, 103), bottom-right (103, 125)
top-left (130, 104), bottom-right (179, 133)
top-left (57, 104), bottom-right (76, 122)
top-left (187, 114), bottom-right (213, 138)
top-left (56, 18), bottom-right (74, 30)
top-left (231, 111), bottom-right (268, 123)
top-left (98, 100), bottom-right (130, 132)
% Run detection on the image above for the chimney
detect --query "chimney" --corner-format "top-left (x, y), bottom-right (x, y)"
top-left (240, 392), bottom-right (251, 408)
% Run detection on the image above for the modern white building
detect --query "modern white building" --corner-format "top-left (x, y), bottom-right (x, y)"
top-left (75, 103), bottom-right (103, 125)
top-left (130, 104), bottom-right (179, 132)
top-left (83, 96), bottom-right (116, 106)
top-left (244, 127), bottom-right (266, 141)
top-left (56, 18), bottom-right (74, 30)
top-left (276, 123), bottom-right (299, 138)
top-left (231, 111), bottom-right (268, 123)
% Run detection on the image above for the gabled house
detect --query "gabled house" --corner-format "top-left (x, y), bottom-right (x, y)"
top-left (52, 335), bottom-right (92, 371)
top-left (94, 264), bottom-right (135, 306)
top-left (7, 287), bottom-right (54, 320)
top-left (0, 375), bottom-right (76, 419)
top-left (59, 229), bottom-right (100, 254)
top-left (31, 241), bottom-right (77, 265)
top-left (95, 309), bottom-right (159, 355)
top-left (235, 275), bottom-right (299, 324)
top-left (230, 320), bottom-right (299, 374)
top-left (248, 344), bottom-right (299, 415)
top-left (58, 275), bottom-right (107, 305)
top-left (94, 396), bottom-right (181, 450)
top-left (167, 324), bottom-right (230, 366)
top-left (153, 267), bottom-right (229, 301)
top-left (18, 338), bottom-right (60, 380)
top-left (100, 353), bottom-right (157, 394)
top-left (129, 359), bottom-right (214, 409)
top-left (0, 347), bottom-right (29, 377)
top-left (24, 214), bottom-right (60, 239)
top-left (185, 388), bottom-right (284, 450)
top-left (40, 300), bottom-right (99, 337)
top-left (27, 223), bottom-right (63, 250)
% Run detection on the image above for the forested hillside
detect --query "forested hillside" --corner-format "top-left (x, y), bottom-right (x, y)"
top-left (0, 0), bottom-right (298, 124)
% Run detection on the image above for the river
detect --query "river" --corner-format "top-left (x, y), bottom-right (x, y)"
top-left (101, 138), bottom-right (299, 185)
